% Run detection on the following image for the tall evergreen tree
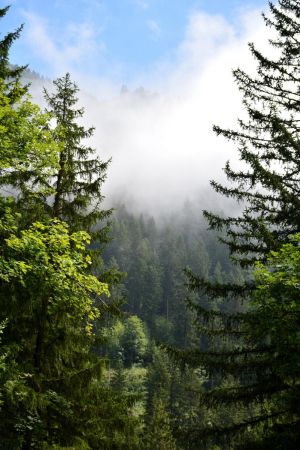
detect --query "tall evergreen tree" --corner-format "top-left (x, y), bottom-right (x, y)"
top-left (1, 71), bottom-right (111, 245)
top-left (0, 5), bottom-right (27, 101)
top-left (179, 1), bottom-right (300, 447)
top-left (146, 394), bottom-right (177, 450)
top-left (43, 73), bottom-right (110, 235)
top-left (0, 9), bottom-right (138, 448)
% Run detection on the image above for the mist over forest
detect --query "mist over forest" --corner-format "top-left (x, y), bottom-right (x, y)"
top-left (24, 6), bottom-right (269, 216)
top-left (1, 1), bottom-right (300, 449)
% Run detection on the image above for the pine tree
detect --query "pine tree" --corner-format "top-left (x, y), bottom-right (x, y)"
top-left (0, 5), bottom-right (27, 101)
top-left (207, 1), bottom-right (300, 263)
top-left (179, 1), bottom-right (300, 448)
top-left (43, 73), bottom-right (111, 236)
top-left (0, 71), bottom-right (111, 247)
top-left (146, 394), bottom-right (177, 450)
top-left (126, 237), bottom-right (162, 326)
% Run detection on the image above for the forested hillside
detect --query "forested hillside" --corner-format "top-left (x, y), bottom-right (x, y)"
top-left (102, 205), bottom-right (245, 344)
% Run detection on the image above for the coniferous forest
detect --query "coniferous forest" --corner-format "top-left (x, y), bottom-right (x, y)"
top-left (0, 1), bottom-right (300, 449)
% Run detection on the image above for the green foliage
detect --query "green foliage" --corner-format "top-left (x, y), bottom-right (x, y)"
top-left (254, 233), bottom-right (300, 351)
top-left (153, 316), bottom-right (174, 345)
top-left (122, 365), bottom-right (148, 439)
top-left (147, 345), bottom-right (172, 409)
top-left (146, 345), bottom-right (208, 450)
top-left (0, 8), bottom-right (140, 448)
top-left (0, 211), bottom-right (113, 447)
top-left (224, 235), bottom-right (300, 449)
top-left (0, 7), bottom-right (59, 225)
top-left (250, 234), bottom-right (300, 420)
top-left (44, 73), bottom-right (110, 236)
top-left (120, 316), bottom-right (148, 366)
top-left (105, 315), bottom-right (149, 367)
top-left (204, 2), bottom-right (300, 264)
top-left (145, 394), bottom-right (177, 450)
top-left (0, 80), bottom-right (60, 220)
top-left (1, 70), bottom-right (111, 242)
top-left (0, 6), bottom-right (27, 101)
top-left (0, 215), bottom-right (109, 333)
top-left (179, 0), bottom-right (300, 447)
top-left (0, 321), bottom-right (8, 409)
top-left (103, 206), bottom-right (220, 347)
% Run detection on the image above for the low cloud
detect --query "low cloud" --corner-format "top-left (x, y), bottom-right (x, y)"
top-left (86, 9), bottom-right (269, 214)
top-left (25, 6), bottom-right (272, 215)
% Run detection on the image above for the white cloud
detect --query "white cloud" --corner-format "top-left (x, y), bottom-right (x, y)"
top-left (84, 9), bottom-right (270, 214)
top-left (22, 11), bottom-right (105, 77)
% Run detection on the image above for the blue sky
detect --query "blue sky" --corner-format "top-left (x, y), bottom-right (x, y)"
top-left (4, 0), bottom-right (267, 82)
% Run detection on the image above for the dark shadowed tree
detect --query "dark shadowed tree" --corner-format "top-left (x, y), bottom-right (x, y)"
top-left (177, 1), bottom-right (300, 448)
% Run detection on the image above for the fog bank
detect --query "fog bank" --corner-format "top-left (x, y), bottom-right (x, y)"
top-left (27, 7), bottom-right (273, 215)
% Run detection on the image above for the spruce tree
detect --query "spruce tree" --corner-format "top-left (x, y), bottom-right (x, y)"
top-left (0, 70), bottom-right (111, 247)
top-left (179, 1), bottom-right (300, 448)
top-left (0, 6), bottom-right (27, 101)
top-left (43, 73), bottom-right (111, 236)
top-left (146, 394), bottom-right (177, 450)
